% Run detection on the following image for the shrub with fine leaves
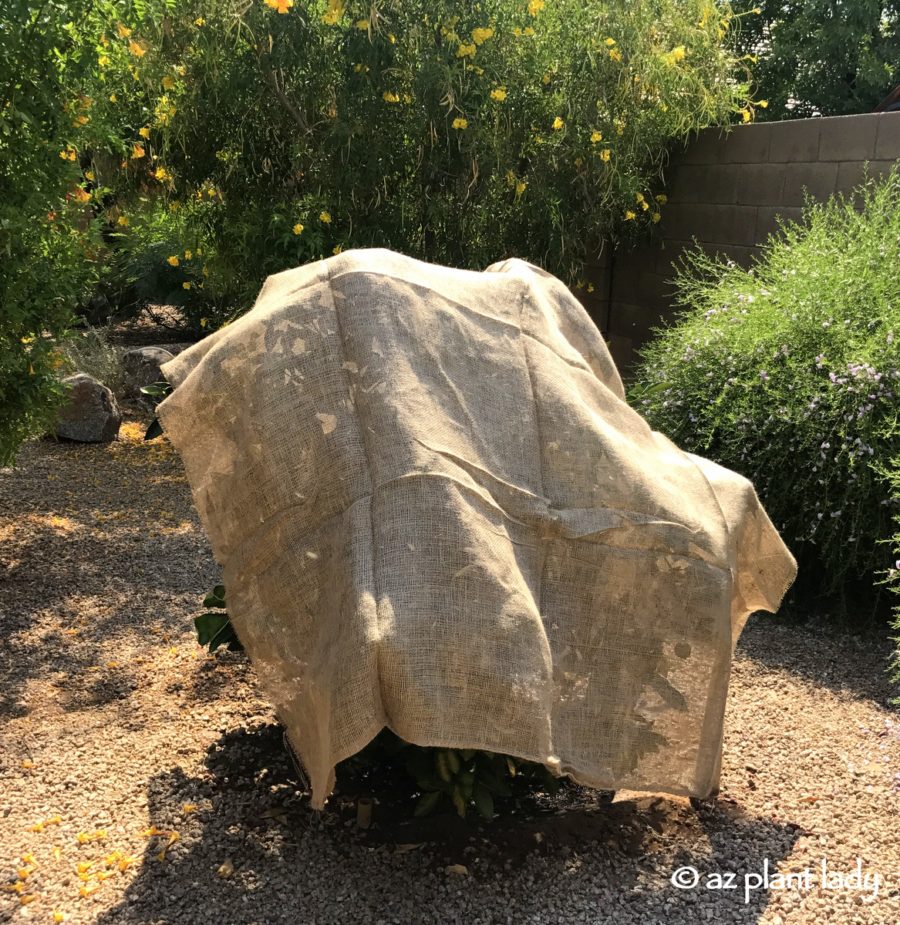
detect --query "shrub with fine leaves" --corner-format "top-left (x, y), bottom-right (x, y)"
top-left (632, 170), bottom-right (900, 608)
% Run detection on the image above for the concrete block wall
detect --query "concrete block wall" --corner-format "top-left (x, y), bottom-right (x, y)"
top-left (594, 113), bottom-right (900, 374)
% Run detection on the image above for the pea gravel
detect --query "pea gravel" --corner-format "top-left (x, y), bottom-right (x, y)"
top-left (1, 423), bottom-right (898, 925)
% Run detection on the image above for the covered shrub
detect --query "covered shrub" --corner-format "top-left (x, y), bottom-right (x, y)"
top-left (632, 170), bottom-right (900, 609)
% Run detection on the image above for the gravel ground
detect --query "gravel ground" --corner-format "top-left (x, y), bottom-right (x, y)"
top-left (1, 424), bottom-right (899, 925)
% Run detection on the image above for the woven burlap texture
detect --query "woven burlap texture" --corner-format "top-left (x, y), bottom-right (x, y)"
top-left (157, 249), bottom-right (797, 808)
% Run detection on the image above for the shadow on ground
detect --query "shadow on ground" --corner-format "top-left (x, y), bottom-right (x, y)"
top-left (737, 613), bottom-right (897, 706)
top-left (93, 723), bottom-right (802, 925)
top-left (0, 433), bottom-right (218, 720)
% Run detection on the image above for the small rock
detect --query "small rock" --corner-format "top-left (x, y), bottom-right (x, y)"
top-left (122, 346), bottom-right (175, 398)
top-left (54, 374), bottom-right (121, 443)
top-left (445, 864), bottom-right (469, 877)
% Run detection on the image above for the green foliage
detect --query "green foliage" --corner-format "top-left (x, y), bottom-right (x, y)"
top-left (0, 1), bottom-right (108, 462)
top-left (85, 0), bottom-right (751, 317)
top-left (631, 169), bottom-right (900, 608)
top-left (733, 0), bottom-right (900, 118)
top-left (58, 325), bottom-right (127, 395)
top-left (883, 467), bottom-right (900, 689)
top-left (195, 584), bottom-right (243, 652)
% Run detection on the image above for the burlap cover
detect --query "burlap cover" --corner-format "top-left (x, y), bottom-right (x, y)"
top-left (157, 249), bottom-right (797, 808)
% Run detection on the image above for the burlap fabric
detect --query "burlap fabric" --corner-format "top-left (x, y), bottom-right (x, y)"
top-left (157, 249), bottom-right (797, 808)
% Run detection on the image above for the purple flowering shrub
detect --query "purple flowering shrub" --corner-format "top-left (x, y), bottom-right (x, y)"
top-left (632, 169), bottom-right (900, 609)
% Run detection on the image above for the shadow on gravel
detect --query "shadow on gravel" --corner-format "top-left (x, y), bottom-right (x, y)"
top-left (736, 613), bottom-right (897, 706)
top-left (0, 437), bottom-right (217, 721)
top-left (94, 724), bottom-right (801, 925)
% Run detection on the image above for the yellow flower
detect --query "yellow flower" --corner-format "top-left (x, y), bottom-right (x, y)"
top-left (505, 169), bottom-right (516, 187)
top-left (528, 0), bottom-right (545, 15)
top-left (108, 93), bottom-right (117, 102)
top-left (590, 130), bottom-right (602, 143)
top-left (199, 318), bottom-right (208, 328)
top-left (662, 45), bottom-right (686, 66)
top-left (162, 75), bottom-right (175, 90)
top-left (130, 143), bottom-right (145, 159)
top-left (321, 0), bottom-right (344, 25)
top-left (388, 33), bottom-right (397, 43)
top-left (523, 26), bottom-right (535, 36)
top-left (182, 281), bottom-right (192, 290)
top-left (194, 16), bottom-right (205, 26)
top-left (490, 87), bottom-right (507, 102)
top-left (292, 222), bottom-right (304, 235)
top-left (264, 0), bottom-right (294, 12)
top-left (54, 912), bottom-right (64, 923)
top-left (651, 211), bottom-right (661, 223)
top-left (332, 244), bottom-right (343, 255)
top-left (98, 54), bottom-right (110, 67)
top-left (116, 22), bottom-right (132, 38)
top-left (383, 91), bottom-right (400, 103)
top-left (128, 40), bottom-right (146, 58)
top-left (515, 179), bottom-right (527, 196)
top-left (605, 37), bottom-right (616, 46)
top-left (139, 126), bottom-right (150, 139)
top-left (599, 149), bottom-right (611, 161)
top-left (512, 26), bottom-right (522, 36)
top-left (84, 169), bottom-right (95, 181)
top-left (635, 192), bottom-right (645, 203)
top-left (73, 188), bottom-right (91, 204)
top-left (740, 106), bottom-right (752, 123)
top-left (655, 193), bottom-right (667, 204)
top-left (184, 249), bottom-right (192, 260)
top-left (624, 210), bottom-right (636, 220)
top-left (355, 19), bottom-right (369, 30)
top-left (452, 117), bottom-right (468, 129)
top-left (608, 47), bottom-right (622, 62)
top-left (154, 166), bottom-right (171, 181)
top-left (167, 255), bottom-right (180, 266)
top-left (457, 43), bottom-right (476, 58)
top-left (541, 72), bottom-right (551, 84)
top-left (552, 116), bottom-right (564, 130)
top-left (757, 99), bottom-right (769, 108)
top-left (319, 211), bottom-right (332, 223)
top-left (117, 215), bottom-right (129, 227)
top-left (471, 27), bottom-right (494, 45)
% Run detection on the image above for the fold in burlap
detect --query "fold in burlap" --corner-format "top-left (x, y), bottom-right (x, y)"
top-left (158, 249), bottom-right (797, 808)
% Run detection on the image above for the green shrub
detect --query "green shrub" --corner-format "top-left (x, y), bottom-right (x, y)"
top-left (58, 325), bottom-right (127, 396)
top-left (0, 0), bottom-right (164, 462)
top-left (85, 0), bottom-right (753, 320)
top-left (631, 169), bottom-right (900, 609)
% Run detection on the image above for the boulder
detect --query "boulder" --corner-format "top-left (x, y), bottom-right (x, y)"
top-left (55, 374), bottom-right (121, 443)
top-left (122, 346), bottom-right (175, 398)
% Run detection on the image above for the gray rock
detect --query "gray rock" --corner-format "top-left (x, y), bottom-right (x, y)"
top-left (54, 373), bottom-right (122, 442)
top-left (122, 345), bottom-right (175, 398)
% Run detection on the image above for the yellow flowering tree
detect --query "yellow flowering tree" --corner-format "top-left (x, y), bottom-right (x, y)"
top-left (80, 0), bottom-right (751, 322)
